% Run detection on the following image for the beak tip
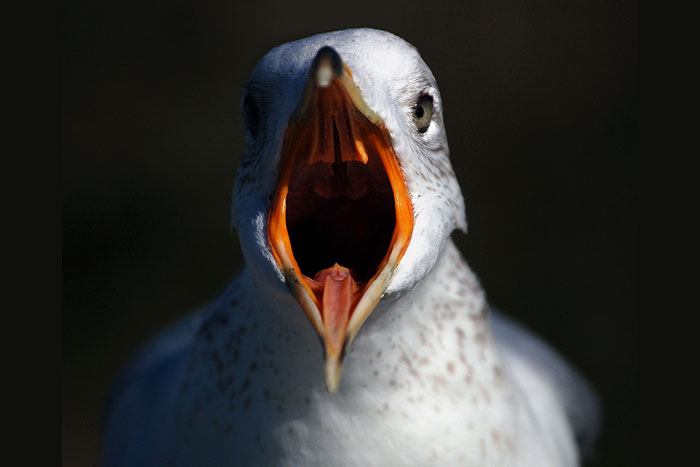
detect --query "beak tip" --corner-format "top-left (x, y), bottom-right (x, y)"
top-left (326, 382), bottom-right (339, 394)
top-left (324, 354), bottom-right (343, 394)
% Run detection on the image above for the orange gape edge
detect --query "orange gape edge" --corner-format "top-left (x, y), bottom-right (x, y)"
top-left (267, 74), bottom-right (414, 344)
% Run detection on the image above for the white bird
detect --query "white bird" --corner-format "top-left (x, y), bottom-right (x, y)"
top-left (101, 28), bottom-right (600, 467)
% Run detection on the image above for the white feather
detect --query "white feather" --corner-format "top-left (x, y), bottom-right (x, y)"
top-left (102, 28), bottom-right (600, 467)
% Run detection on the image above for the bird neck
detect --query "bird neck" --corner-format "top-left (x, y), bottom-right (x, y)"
top-left (336, 237), bottom-right (497, 392)
top-left (235, 236), bottom-right (501, 404)
top-left (179, 239), bottom-right (514, 466)
top-left (366, 237), bottom-right (489, 335)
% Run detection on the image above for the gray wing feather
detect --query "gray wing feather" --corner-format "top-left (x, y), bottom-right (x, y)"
top-left (101, 310), bottom-right (204, 467)
top-left (490, 309), bottom-right (602, 459)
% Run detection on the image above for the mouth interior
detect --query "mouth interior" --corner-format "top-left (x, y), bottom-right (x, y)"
top-left (285, 140), bottom-right (395, 285)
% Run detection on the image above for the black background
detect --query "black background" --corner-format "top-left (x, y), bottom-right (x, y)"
top-left (62, 0), bottom-right (636, 465)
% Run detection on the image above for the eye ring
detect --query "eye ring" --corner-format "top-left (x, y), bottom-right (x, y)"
top-left (413, 94), bottom-right (433, 134)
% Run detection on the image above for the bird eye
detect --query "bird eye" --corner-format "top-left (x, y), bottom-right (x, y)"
top-left (413, 94), bottom-right (433, 133)
top-left (243, 95), bottom-right (260, 138)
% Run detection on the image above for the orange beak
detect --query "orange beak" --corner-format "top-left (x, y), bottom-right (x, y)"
top-left (268, 47), bottom-right (414, 392)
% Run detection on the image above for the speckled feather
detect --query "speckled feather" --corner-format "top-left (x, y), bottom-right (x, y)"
top-left (101, 29), bottom-right (600, 467)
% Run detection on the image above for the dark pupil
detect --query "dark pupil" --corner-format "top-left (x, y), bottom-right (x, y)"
top-left (414, 105), bottom-right (424, 119)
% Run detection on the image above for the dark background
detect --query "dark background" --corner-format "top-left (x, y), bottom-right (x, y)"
top-left (62, 0), bottom-right (636, 465)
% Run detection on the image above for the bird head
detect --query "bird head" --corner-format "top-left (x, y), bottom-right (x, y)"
top-left (232, 29), bottom-right (466, 393)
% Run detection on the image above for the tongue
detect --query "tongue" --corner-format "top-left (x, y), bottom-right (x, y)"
top-left (314, 264), bottom-right (357, 356)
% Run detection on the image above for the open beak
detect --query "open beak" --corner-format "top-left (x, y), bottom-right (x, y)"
top-left (268, 46), bottom-right (414, 393)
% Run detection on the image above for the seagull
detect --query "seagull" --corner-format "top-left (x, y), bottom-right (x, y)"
top-left (101, 28), bottom-right (601, 467)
